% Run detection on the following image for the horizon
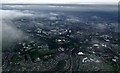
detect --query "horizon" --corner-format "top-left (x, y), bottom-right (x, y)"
top-left (1, 0), bottom-right (119, 4)
top-left (1, 3), bottom-right (119, 5)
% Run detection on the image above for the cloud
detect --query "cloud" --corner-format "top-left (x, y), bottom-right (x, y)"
top-left (5, 5), bottom-right (24, 8)
top-left (96, 23), bottom-right (106, 29)
top-left (1, 9), bottom-right (61, 43)
top-left (1, 10), bottom-right (33, 43)
top-left (2, 21), bottom-right (23, 41)
top-left (48, 16), bottom-right (57, 20)
top-left (0, 10), bottom-right (33, 20)
top-left (1, 0), bottom-right (118, 4)
top-left (66, 16), bottom-right (80, 22)
top-left (49, 12), bottom-right (59, 16)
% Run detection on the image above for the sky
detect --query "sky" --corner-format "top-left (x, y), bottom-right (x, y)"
top-left (1, 0), bottom-right (119, 4)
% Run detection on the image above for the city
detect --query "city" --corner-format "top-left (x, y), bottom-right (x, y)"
top-left (1, 4), bottom-right (120, 71)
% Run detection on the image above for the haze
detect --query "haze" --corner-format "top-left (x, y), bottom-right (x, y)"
top-left (2, 0), bottom-right (119, 4)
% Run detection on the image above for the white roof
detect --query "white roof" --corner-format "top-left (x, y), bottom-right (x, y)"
top-left (78, 52), bottom-right (84, 55)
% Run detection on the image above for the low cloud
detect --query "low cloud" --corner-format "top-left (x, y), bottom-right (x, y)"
top-left (49, 12), bottom-right (59, 16)
top-left (48, 16), bottom-right (57, 20)
top-left (1, 10), bottom-right (33, 43)
top-left (66, 16), bottom-right (80, 22)
top-left (1, 10), bottom-right (33, 20)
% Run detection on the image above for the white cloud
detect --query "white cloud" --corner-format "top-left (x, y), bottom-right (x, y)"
top-left (49, 12), bottom-right (59, 16)
top-left (66, 16), bottom-right (80, 22)
top-left (48, 16), bottom-right (57, 20)
top-left (1, 10), bottom-right (33, 42)
top-left (0, 10), bottom-right (33, 19)
top-left (1, 0), bottom-right (119, 4)
top-left (4, 5), bottom-right (24, 8)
